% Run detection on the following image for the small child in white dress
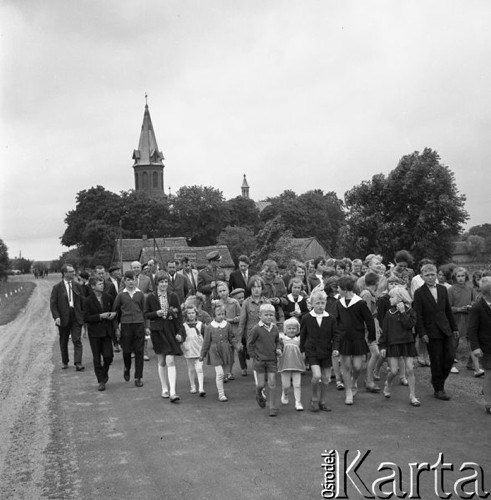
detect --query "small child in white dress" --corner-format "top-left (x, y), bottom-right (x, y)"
top-left (278, 317), bottom-right (306, 411)
top-left (182, 306), bottom-right (206, 397)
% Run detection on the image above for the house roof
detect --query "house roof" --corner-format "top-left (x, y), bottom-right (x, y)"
top-left (113, 237), bottom-right (188, 262)
top-left (140, 245), bottom-right (235, 269)
top-left (255, 200), bottom-right (271, 212)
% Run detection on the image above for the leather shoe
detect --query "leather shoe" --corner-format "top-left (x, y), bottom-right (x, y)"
top-left (434, 390), bottom-right (450, 401)
top-left (319, 403), bottom-right (332, 412)
top-left (135, 378), bottom-right (144, 387)
top-left (113, 344), bottom-right (121, 353)
top-left (75, 364), bottom-right (85, 372)
top-left (124, 369), bottom-right (130, 382)
top-left (98, 382), bottom-right (105, 391)
top-left (62, 364), bottom-right (69, 370)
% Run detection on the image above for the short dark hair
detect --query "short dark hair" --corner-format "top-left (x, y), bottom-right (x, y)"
top-left (238, 255), bottom-right (250, 265)
top-left (61, 264), bottom-right (74, 276)
top-left (155, 271), bottom-right (170, 283)
top-left (247, 275), bottom-right (265, 293)
top-left (394, 250), bottom-right (414, 265)
top-left (334, 260), bottom-right (346, 270)
top-left (89, 276), bottom-right (104, 288)
top-left (124, 271), bottom-right (135, 280)
top-left (313, 256), bottom-right (325, 269)
top-left (338, 276), bottom-right (355, 292)
top-left (181, 256), bottom-right (190, 264)
top-left (364, 271), bottom-right (380, 287)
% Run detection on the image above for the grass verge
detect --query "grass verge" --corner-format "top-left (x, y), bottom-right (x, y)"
top-left (0, 281), bottom-right (36, 326)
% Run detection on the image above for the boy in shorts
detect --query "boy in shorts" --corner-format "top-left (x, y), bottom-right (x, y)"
top-left (247, 304), bottom-right (282, 416)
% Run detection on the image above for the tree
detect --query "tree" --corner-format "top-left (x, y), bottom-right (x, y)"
top-left (262, 189), bottom-right (345, 254)
top-left (250, 216), bottom-right (303, 268)
top-left (224, 196), bottom-right (261, 232)
top-left (217, 226), bottom-right (257, 266)
top-left (466, 223), bottom-right (491, 252)
top-left (61, 186), bottom-right (123, 255)
top-left (344, 148), bottom-right (469, 264)
top-left (466, 235), bottom-right (486, 261)
top-left (119, 190), bottom-right (173, 239)
top-left (9, 257), bottom-right (33, 274)
top-left (0, 238), bottom-right (9, 281)
top-left (171, 186), bottom-right (229, 246)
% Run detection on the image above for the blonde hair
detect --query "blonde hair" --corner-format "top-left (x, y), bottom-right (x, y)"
top-left (311, 289), bottom-right (327, 302)
top-left (388, 286), bottom-right (412, 305)
top-left (283, 317), bottom-right (300, 333)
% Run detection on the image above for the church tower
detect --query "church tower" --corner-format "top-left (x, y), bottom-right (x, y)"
top-left (241, 174), bottom-right (250, 199)
top-left (132, 95), bottom-right (165, 197)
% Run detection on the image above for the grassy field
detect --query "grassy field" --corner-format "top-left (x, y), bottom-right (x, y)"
top-left (0, 281), bottom-right (36, 326)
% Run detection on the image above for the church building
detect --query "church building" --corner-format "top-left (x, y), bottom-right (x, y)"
top-left (132, 96), bottom-right (166, 197)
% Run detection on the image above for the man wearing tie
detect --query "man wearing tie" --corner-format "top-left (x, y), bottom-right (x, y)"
top-left (178, 257), bottom-right (199, 296)
top-left (50, 264), bottom-right (85, 370)
top-left (413, 264), bottom-right (459, 400)
top-left (228, 255), bottom-right (253, 298)
top-left (167, 260), bottom-right (189, 304)
top-left (130, 261), bottom-right (153, 294)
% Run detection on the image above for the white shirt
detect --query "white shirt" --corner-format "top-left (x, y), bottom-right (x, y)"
top-left (64, 280), bottom-right (74, 307)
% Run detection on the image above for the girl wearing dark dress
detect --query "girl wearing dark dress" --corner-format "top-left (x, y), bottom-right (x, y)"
top-left (379, 286), bottom-right (420, 407)
top-left (144, 272), bottom-right (184, 403)
top-left (336, 276), bottom-right (376, 405)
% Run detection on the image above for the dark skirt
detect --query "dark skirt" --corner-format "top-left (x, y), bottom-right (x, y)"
top-left (386, 342), bottom-right (418, 358)
top-left (339, 338), bottom-right (369, 356)
top-left (151, 327), bottom-right (183, 356)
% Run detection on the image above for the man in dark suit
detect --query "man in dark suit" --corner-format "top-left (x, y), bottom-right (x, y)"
top-left (84, 276), bottom-right (116, 391)
top-left (50, 264), bottom-right (85, 370)
top-left (178, 257), bottom-right (199, 296)
top-left (229, 255), bottom-right (253, 298)
top-left (413, 264), bottom-right (459, 400)
top-left (167, 260), bottom-right (189, 304)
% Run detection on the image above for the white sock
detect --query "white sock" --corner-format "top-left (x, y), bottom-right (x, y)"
top-left (158, 365), bottom-right (168, 393)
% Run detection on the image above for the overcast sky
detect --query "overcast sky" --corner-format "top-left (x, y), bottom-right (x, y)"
top-left (1, 0), bottom-right (490, 261)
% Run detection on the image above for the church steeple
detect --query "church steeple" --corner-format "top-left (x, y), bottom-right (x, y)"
top-left (132, 94), bottom-right (165, 197)
top-left (241, 174), bottom-right (250, 199)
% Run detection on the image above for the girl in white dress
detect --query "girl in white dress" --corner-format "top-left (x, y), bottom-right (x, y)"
top-left (278, 318), bottom-right (306, 411)
top-left (182, 306), bottom-right (206, 397)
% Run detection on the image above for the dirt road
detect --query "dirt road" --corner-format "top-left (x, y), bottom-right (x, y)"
top-left (1, 276), bottom-right (490, 499)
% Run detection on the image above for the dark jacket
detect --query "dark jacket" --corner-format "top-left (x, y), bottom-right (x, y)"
top-left (413, 284), bottom-right (458, 339)
top-left (300, 311), bottom-right (340, 359)
top-left (144, 291), bottom-right (183, 336)
top-left (467, 298), bottom-right (491, 354)
top-left (50, 280), bottom-right (84, 326)
top-left (84, 292), bottom-right (115, 338)
top-left (167, 273), bottom-right (189, 305)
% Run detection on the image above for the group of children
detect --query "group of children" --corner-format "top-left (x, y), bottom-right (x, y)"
top-left (83, 254), bottom-right (491, 416)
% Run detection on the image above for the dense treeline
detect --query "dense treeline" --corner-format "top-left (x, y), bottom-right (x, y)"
top-left (59, 148), bottom-right (470, 268)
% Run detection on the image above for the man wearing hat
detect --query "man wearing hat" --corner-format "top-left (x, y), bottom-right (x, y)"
top-left (198, 250), bottom-right (226, 313)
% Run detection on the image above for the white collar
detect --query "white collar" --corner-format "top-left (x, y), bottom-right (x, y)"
top-left (309, 309), bottom-right (329, 318)
top-left (339, 294), bottom-right (362, 308)
top-left (211, 320), bottom-right (227, 328)
top-left (258, 320), bottom-right (274, 331)
top-left (288, 293), bottom-right (304, 302)
top-left (124, 287), bottom-right (141, 294)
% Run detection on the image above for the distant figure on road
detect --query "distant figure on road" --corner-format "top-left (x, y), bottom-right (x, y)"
top-left (50, 264), bottom-right (85, 371)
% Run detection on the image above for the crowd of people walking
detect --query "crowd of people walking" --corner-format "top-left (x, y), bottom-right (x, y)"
top-left (49, 250), bottom-right (491, 416)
